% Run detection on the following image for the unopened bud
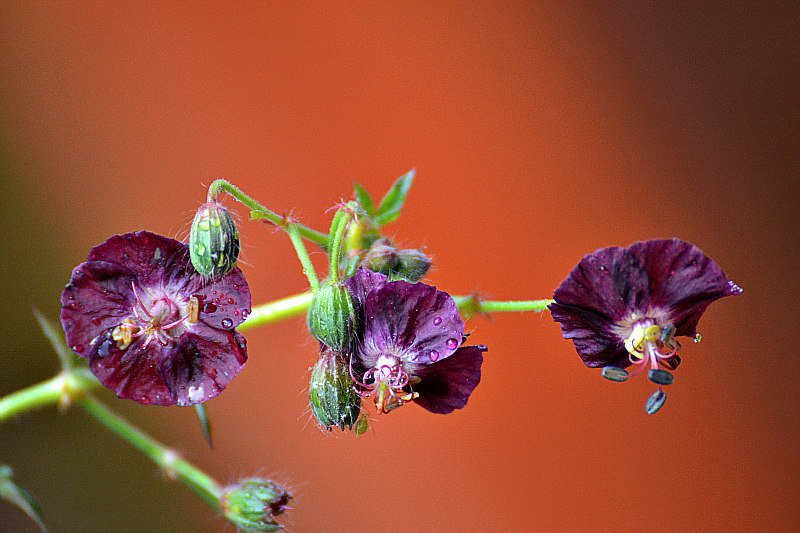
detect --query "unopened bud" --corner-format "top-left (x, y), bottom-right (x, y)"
top-left (307, 281), bottom-right (356, 352)
top-left (309, 348), bottom-right (361, 431)
top-left (360, 238), bottom-right (431, 281)
top-left (395, 248), bottom-right (431, 281)
top-left (221, 478), bottom-right (290, 533)
top-left (361, 238), bottom-right (399, 275)
top-left (189, 202), bottom-right (240, 278)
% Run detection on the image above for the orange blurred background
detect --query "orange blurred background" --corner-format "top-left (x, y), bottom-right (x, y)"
top-left (1, 3), bottom-right (797, 532)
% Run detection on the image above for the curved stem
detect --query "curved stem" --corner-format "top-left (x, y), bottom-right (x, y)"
top-left (77, 396), bottom-right (222, 511)
top-left (328, 210), bottom-right (352, 282)
top-left (207, 179), bottom-right (329, 249)
top-left (286, 223), bottom-right (320, 291)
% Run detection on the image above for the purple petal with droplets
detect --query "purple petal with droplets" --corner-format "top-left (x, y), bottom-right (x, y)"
top-left (60, 230), bottom-right (251, 406)
top-left (357, 280), bottom-right (464, 369)
top-left (344, 268), bottom-right (388, 309)
top-left (413, 345), bottom-right (485, 414)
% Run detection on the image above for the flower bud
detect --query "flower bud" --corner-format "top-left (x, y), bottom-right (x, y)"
top-left (221, 478), bottom-right (290, 533)
top-left (189, 202), bottom-right (240, 278)
top-left (309, 348), bottom-right (361, 431)
top-left (395, 248), bottom-right (431, 281)
top-left (307, 281), bottom-right (356, 352)
top-left (360, 238), bottom-right (431, 281)
top-left (361, 238), bottom-right (399, 276)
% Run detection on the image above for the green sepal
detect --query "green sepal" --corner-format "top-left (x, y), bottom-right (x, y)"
top-left (1, 465), bottom-right (47, 532)
top-left (352, 181), bottom-right (375, 217)
top-left (374, 168), bottom-right (415, 226)
top-left (309, 349), bottom-right (361, 431)
top-left (32, 307), bottom-right (78, 370)
top-left (307, 282), bottom-right (356, 352)
top-left (194, 404), bottom-right (213, 449)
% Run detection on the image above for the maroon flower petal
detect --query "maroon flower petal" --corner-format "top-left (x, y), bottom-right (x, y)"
top-left (549, 246), bottom-right (650, 367)
top-left (88, 330), bottom-right (177, 405)
top-left (61, 260), bottom-right (136, 355)
top-left (344, 268), bottom-right (388, 309)
top-left (359, 280), bottom-right (464, 367)
top-left (60, 230), bottom-right (251, 406)
top-left (189, 269), bottom-right (251, 330)
top-left (159, 329), bottom-right (248, 406)
top-left (87, 231), bottom-right (192, 288)
top-left (627, 238), bottom-right (742, 336)
top-left (413, 345), bottom-right (485, 414)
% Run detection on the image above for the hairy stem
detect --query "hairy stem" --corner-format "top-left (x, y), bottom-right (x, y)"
top-left (207, 179), bottom-right (329, 249)
top-left (77, 396), bottom-right (223, 511)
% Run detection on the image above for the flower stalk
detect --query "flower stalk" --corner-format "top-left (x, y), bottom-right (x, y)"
top-left (207, 178), bottom-right (329, 249)
top-left (77, 395), bottom-right (223, 511)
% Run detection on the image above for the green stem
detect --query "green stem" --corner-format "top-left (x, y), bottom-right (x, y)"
top-left (286, 223), bottom-right (320, 291)
top-left (238, 292), bottom-right (554, 331)
top-left (238, 292), bottom-right (314, 331)
top-left (0, 369), bottom-right (97, 424)
top-left (77, 396), bottom-right (222, 511)
top-left (328, 209), bottom-right (352, 282)
top-left (207, 179), bottom-right (329, 249)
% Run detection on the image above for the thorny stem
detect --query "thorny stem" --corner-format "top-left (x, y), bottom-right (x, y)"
top-left (77, 395), bottom-right (223, 511)
top-left (207, 179), bottom-right (329, 249)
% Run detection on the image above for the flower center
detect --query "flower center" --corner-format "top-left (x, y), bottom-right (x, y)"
top-left (111, 282), bottom-right (192, 351)
top-left (602, 320), bottom-right (682, 414)
top-left (350, 355), bottom-right (419, 414)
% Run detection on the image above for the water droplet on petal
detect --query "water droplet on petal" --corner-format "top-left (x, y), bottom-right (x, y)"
top-left (428, 349), bottom-right (439, 362)
top-left (433, 317), bottom-right (442, 326)
top-left (202, 302), bottom-right (217, 313)
top-left (228, 297), bottom-right (235, 304)
top-left (241, 309), bottom-right (249, 319)
top-left (91, 318), bottom-right (102, 327)
top-left (645, 390), bottom-right (667, 414)
top-left (72, 344), bottom-right (85, 354)
top-left (220, 318), bottom-right (233, 329)
top-left (446, 338), bottom-right (458, 350)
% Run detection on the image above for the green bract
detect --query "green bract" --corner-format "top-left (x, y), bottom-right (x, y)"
top-left (308, 349), bottom-right (362, 431)
top-left (189, 202), bottom-right (240, 278)
top-left (307, 282), bottom-right (356, 352)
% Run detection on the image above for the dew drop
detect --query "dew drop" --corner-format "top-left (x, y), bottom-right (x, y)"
top-left (72, 344), bottom-right (85, 354)
top-left (228, 297), bottom-right (235, 304)
top-left (694, 333), bottom-right (702, 343)
top-left (428, 349), bottom-right (439, 362)
top-left (91, 318), bottom-right (102, 327)
top-left (599, 265), bottom-right (607, 272)
top-left (221, 318), bottom-right (234, 329)
top-left (67, 294), bottom-right (75, 301)
top-left (202, 302), bottom-right (217, 313)
top-left (241, 309), bottom-right (249, 319)
top-left (233, 309), bottom-right (239, 316)
top-left (233, 283), bottom-right (239, 290)
top-left (433, 317), bottom-right (442, 326)
top-left (140, 396), bottom-right (150, 404)
top-left (446, 338), bottom-right (458, 350)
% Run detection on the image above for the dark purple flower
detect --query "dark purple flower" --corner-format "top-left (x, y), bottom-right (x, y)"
top-left (345, 269), bottom-right (486, 414)
top-left (61, 231), bottom-right (251, 406)
top-left (549, 238), bottom-right (741, 413)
